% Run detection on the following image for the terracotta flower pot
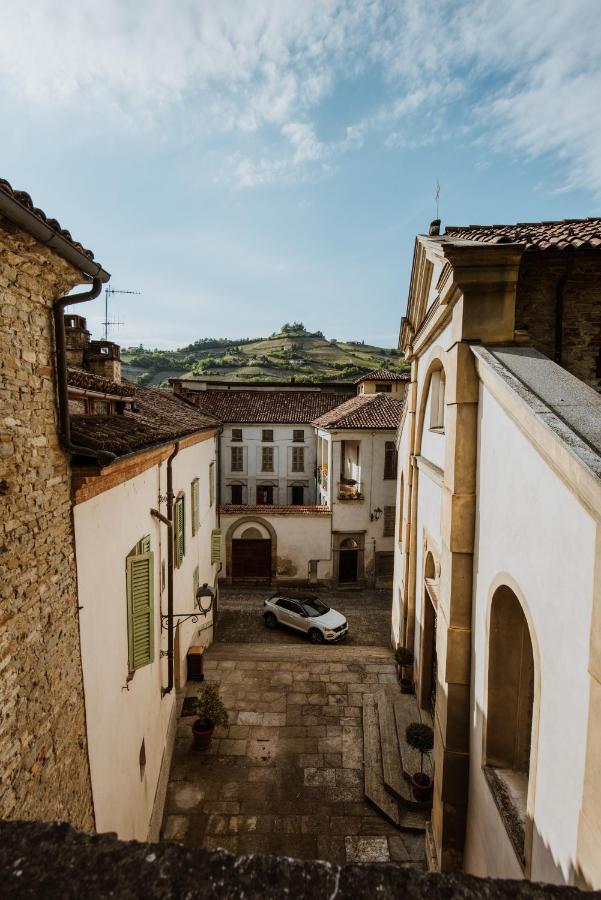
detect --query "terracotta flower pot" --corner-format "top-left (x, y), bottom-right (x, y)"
top-left (192, 719), bottom-right (215, 751)
top-left (411, 772), bottom-right (433, 802)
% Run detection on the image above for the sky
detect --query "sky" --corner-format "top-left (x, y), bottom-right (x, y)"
top-left (1, 0), bottom-right (600, 349)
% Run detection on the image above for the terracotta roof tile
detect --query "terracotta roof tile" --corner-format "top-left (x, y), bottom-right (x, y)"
top-left (312, 393), bottom-right (405, 430)
top-left (0, 177), bottom-right (95, 260)
top-left (220, 504), bottom-right (331, 516)
top-left (443, 218), bottom-right (601, 251)
top-left (192, 390), bottom-right (354, 424)
top-left (354, 369), bottom-right (409, 384)
top-left (67, 368), bottom-right (220, 457)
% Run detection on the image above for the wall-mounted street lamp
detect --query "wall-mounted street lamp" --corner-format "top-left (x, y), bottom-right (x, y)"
top-left (370, 507), bottom-right (383, 522)
top-left (160, 583), bottom-right (215, 631)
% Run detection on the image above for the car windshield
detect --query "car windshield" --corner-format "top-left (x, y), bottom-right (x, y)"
top-left (300, 598), bottom-right (330, 617)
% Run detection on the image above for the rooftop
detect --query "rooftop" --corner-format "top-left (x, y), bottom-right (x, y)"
top-left (443, 217), bottom-right (601, 251)
top-left (354, 369), bottom-right (409, 384)
top-left (0, 177), bottom-right (94, 259)
top-left (68, 368), bottom-right (220, 458)
top-left (313, 393), bottom-right (405, 430)
top-left (192, 390), bottom-right (354, 424)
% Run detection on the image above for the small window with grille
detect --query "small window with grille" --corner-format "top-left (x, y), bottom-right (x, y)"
top-left (231, 428), bottom-right (243, 442)
top-left (262, 429), bottom-right (274, 442)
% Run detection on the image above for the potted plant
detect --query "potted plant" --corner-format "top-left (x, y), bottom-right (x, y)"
top-left (191, 682), bottom-right (229, 751)
top-left (406, 722), bottom-right (434, 801)
top-left (394, 646), bottom-right (414, 694)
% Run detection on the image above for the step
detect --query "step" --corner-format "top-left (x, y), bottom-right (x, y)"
top-left (363, 695), bottom-right (427, 832)
top-left (377, 692), bottom-right (429, 811)
top-left (392, 690), bottom-right (434, 783)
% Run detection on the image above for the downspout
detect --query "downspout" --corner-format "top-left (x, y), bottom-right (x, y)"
top-left (53, 277), bottom-right (116, 467)
top-left (153, 440), bottom-right (180, 696)
top-left (554, 249), bottom-right (575, 366)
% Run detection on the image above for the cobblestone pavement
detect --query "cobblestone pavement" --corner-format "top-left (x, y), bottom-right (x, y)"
top-left (162, 642), bottom-right (425, 867)
top-left (214, 588), bottom-right (392, 647)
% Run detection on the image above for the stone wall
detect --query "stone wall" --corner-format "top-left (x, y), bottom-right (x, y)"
top-left (515, 252), bottom-right (601, 392)
top-left (0, 217), bottom-right (94, 828)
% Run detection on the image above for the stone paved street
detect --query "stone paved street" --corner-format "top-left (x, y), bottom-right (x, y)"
top-left (214, 587), bottom-right (393, 646)
top-left (162, 641), bottom-right (425, 866)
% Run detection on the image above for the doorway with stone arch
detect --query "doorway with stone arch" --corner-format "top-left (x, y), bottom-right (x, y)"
top-left (227, 518), bottom-right (275, 583)
top-left (419, 551), bottom-right (438, 712)
top-left (338, 537), bottom-right (359, 584)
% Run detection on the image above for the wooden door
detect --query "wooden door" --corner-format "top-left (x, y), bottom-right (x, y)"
top-left (339, 548), bottom-right (358, 583)
top-left (232, 539), bottom-right (272, 581)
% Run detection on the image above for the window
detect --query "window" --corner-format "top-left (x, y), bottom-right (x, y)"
top-left (211, 529), bottom-right (222, 564)
top-left (231, 428), bottom-right (243, 442)
top-left (257, 485), bottom-right (274, 504)
top-left (384, 441), bottom-right (397, 480)
top-left (429, 369), bottom-right (446, 430)
top-left (262, 447), bottom-right (274, 472)
top-left (174, 494), bottom-right (185, 568)
top-left (262, 429), bottom-right (274, 442)
top-left (192, 565), bottom-right (199, 607)
top-left (209, 461), bottom-right (216, 506)
top-left (230, 484), bottom-right (243, 504)
top-left (383, 506), bottom-right (395, 537)
top-left (292, 446), bottom-right (304, 472)
top-left (231, 446), bottom-right (243, 472)
top-left (293, 429), bottom-right (304, 442)
top-left (126, 543), bottom-right (154, 671)
top-left (291, 485), bottom-right (304, 505)
top-left (191, 478), bottom-right (200, 535)
top-left (375, 383), bottom-right (392, 393)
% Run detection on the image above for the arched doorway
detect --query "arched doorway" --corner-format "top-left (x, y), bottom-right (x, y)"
top-left (485, 584), bottom-right (536, 867)
top-left (231, 523), bottom-right (272, 582)
top-left (420, 551), bottom-right (438, 712)
top-left (339, 537), bottom-right (359, 584)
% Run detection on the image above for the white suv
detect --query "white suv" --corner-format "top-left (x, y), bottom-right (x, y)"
top-left (263, 594), bottom-right (348, 644)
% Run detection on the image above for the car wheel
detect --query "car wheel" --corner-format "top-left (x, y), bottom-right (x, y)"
top-left (264, 612), bottom-right (278, 629)
top-left (309, 628), bottom-right (324, 644)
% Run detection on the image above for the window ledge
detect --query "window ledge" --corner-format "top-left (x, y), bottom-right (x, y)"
top-left (483, 765), bottom-right (527, 868)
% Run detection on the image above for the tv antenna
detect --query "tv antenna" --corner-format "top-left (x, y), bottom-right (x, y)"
top-left (103, 287), bottom-right (140, 340)
top-left (435, 178), bottom-right (441, 220)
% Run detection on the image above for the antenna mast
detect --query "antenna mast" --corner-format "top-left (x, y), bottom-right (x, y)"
top-left (435, 178), bottom-right (441, 220)
top-left (103, 287), bottom-right (140, 340)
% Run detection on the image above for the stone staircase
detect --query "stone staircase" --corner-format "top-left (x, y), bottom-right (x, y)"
top-left (363, 688), bottom-right (433, 832)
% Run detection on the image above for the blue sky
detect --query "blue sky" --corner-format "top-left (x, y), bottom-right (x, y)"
top-left (2, 0), bottom-right (600, 348)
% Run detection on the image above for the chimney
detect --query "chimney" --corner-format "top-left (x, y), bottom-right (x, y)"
top-left (87, 340), bottom-right (121, 383)
top-left (64, 314), bottom-right (90, 367)
top-left (429, 219), bottom-right (441, 236)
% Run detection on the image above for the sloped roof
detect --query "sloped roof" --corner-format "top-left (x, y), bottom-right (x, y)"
top-left (312, 393), bottom-right (404, 430)
top-left (443, 218), bottom-right (601, 251)
top-left (192, 390), bottom-right (354, 424)
top-left (68, 368), bottom-right (220, 457)
top-left (0, 177), bottom-right (95, 260)
top-left (354, 369), bottom-right (409, 384)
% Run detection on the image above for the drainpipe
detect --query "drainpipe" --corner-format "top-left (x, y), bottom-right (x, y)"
top-left (152, 440), bottom-right (180, 696)
top-left (53, 277), bottom-right (116, 467)
top-left (554, 249), bottom-right (575, 366)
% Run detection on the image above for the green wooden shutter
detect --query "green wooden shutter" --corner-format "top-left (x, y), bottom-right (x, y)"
top-left (127, 552), bottom-right (154, 671)
top-left (138, 534), bottom-right (151, 554)
top-left (209, 461), bottom-right (216, 506)
top-left (174, 495), bottom-right (185, 568)
top-left (193, 565), bottom-right (199, 607)
top-left (211, 528), bottom-right (222, 564)
top-left (191, 479), bottom-right (199, 536)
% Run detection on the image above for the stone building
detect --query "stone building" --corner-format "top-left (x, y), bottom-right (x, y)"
top-left (0, 178), bottom-right (109, 828)
top-left (391, 217), bottom-right (601, 888)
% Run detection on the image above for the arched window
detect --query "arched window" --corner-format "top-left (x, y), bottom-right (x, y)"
top-left (340, 537), bottom-right (359, 549)
top-left (485, 585), bottom-right (535, 867)
top-left (429, 368), bottom-right (446, 430)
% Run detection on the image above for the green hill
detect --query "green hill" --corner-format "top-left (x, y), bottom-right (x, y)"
top-left (121, 323), bottom-right (408, 388)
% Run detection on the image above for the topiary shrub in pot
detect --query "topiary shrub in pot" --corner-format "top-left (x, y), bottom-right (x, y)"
top-left (406, 722), bottom-right (434, 801)
top-left (394, 646), bottom-right (414, 694)
top-left (192, 682), bottom-right (229, 751)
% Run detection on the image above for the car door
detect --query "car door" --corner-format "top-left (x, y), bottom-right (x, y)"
top-left (286, 600), bottom-right (309, 633)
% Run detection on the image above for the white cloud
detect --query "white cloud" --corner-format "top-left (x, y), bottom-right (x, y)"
top-left (1, 0), bottom-right (601, 193)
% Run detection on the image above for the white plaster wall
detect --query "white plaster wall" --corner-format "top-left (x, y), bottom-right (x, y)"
top-left (464, 385), bottom-right (596, 885)
top-left (392, 416), bottom-right (412, 645)
top-left (222, 424), bottom-right (316, 505)
top-left (413, 470), bottom-right (442, 665)
top-left (222, 511), bottom-right (333, 582)
top-left (74, 437), bottom-right (218, 841)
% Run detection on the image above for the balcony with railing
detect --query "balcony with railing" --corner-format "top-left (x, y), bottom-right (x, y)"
top-left (337, 479), bottom-right (363, 501)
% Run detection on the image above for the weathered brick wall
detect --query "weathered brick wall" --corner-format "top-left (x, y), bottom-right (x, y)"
top-left (0, 218), bottom-right (94, 828)
top-left (516, 252), bottom-right (601, 392)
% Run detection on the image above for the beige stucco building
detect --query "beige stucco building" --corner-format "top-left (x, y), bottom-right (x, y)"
top-left (392, 217), bottom-right (601, 888)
